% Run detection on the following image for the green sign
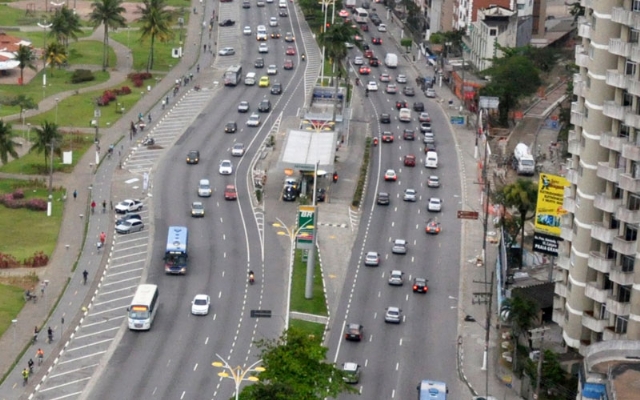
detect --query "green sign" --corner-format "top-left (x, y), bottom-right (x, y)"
top-left (297, 206), bottom-right (316, 249)
top-left (450, 115), bottom-right (465, 125)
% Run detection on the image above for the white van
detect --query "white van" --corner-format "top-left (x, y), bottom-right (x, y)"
top-left (398, 108), bottom-right (411, 122)
top-left (279, 0), bottom-right (287, 8)
top-left (244, 72), bottom-right (256, 86)
top-left (425, 151), bottom-right (438, 168)
top-left (384, 53), bottom-right (398, 68)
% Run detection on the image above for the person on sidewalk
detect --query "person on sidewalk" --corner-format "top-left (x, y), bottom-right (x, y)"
top-left (91, 201), bottom-right (96, 214)
top-left (22, 368), bottom-right (29, 385)
top-left (73, 189), bottom-right (77, 200)
top-left (102, 200), bottom-right (106, 213)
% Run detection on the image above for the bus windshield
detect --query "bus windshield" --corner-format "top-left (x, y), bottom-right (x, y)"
top-left (129, 306), bottom-right (150, 320)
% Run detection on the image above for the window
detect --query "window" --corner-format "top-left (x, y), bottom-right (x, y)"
top-left (634, 0), bottom-right (640, 12)
top-left (621, 255), bottom-right (635, 272)
top-left (606, 244), bottom-right (616, 259)
top-left (599, 303), bottom-right (608, 319)
top-left (624, 224), bottom-right (637, 241)
top-left (628, 194), bottom-right (640, 211)
top-left (614, 315), bottom-right (628, 333)
top-left (605, 274), bottom-right (613, 290)
top-left (586, 76), bottom-right (591, 88)
top-left (609, 216), bottom-right (620, 230)
top-left (614, 184), bottom-right (623, 199)
top-left (619, 123), bottom-right (630, 138)
top-left (623, 90), bottom-right (633, 107)
top-left (633, 161), bottom-right (640, 178)
top-left (618, 285), bottom-right (631, 302)
top-left (626, 61), bottom-right (637, 76)
top-left (632, 29), bottom-right (640, 43)
top-left (489, 29), bottom-right (497, 36)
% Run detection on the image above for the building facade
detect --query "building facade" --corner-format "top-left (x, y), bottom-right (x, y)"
top-left (466, 6), bottom-right (518, 71)
top-left (554, 0), bottom-right (640, 353)
top-left (453, 0), bottom-right (514, 31)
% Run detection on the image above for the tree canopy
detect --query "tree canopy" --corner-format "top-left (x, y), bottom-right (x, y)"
top-left (496, 179), bottom-right (538, 268)
top-left (239, 328), bottom-right (356, 400)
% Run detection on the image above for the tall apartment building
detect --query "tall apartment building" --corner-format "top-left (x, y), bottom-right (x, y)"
top-left (554, 0), bottom-right (640, 353)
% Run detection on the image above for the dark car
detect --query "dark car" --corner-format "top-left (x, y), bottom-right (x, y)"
top-left (316, 188), bottom-right (326, 202)
top-left (219, 19), bottom-right (235, 27)
top-left (412, 277), bottom-right (429, 293)
top-left (404, 154), bottom-right (416, 167)
top-left (282, 187), bottom-right (297, 201)
top-left (369, 57), bottom-right (379, 67)
top-left (271, 29), bottom-right (281, 39)
top-left (344, 323), bottom-right (364, 341)
top-left (381, 132), bottom-right (394, 142)
top-left (413, 102), bottom-right (425, 112)
top-left (403, 86), bottom-right (415, 96)
top-left (271, 82), bottom-right (282, 95)
top-left (279, 9), bottom-right (288, 17)
top-left (372, 37), bottom-right (382, 45)
top-left (379, 113), bottom-right (391, 124)
top-left (359, 23), bottom-right (369, 31)
top-left (224, 121), bottom-right (237, 133)
top-left (376, 192), bottom-right (390, 205)
top-left (242, 0), bottom-right (250, 8)
top-left (395, 100), bottom-right (408, 110)
top-left (186, 150), bottom-right (200, 164)
top-left (115, 213), bottom-right (141, 226)
top-left (255, 58), bottom-right (265, 68)
top-left (424, 142), bottom-right (437, 153)
top-left (258, 99), bottom-right (272, 112)
top-left (403, 129), bottom-right (415, 140)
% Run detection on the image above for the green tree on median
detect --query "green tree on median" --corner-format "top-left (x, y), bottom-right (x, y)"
top-left (89, 0), bottom-right (127, 71)
top-left (239, 327), bottom-right (357, 399)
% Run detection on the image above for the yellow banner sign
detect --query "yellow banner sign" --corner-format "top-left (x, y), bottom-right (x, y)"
top-left (534, 174), bottom-right (569, 236)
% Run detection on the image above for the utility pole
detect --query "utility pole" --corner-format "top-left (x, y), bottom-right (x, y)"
top-left (530, 326), bottom-right (548, 400)
top-left (47, 140), bottom-right (55, 217)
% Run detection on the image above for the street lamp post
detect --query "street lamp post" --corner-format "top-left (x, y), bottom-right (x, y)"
top-left (37, 19), bottom-right (52, 70)
top-left (47, 140), bottom-right (55, 217)
top-left (272, 216), bottom-right (315, 329)
top-left (211, 354), bottom-right (265, 400)
top-left (55, 98), bottom-right (60, 124)
top-left (26, 123), bottom-right (31, 143)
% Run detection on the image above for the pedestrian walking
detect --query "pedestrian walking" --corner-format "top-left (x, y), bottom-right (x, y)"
top-left (36, 348), bottom-right (44, 365)
top-left (102, 200), bottom-right (106, 213)
top-left (110, 200), bottom-right (113, 210)
top-left (148, 114), bottom-right (152, 123)
top-left (22, 368), bottom-right (29, 386)
top-left (161, 100), bottom-right (165, 110)
top-left (90, 201), bottom-right (96, 214)
top-left (197, 64), bottom-right (200, 73)
top-left (73, 189), bottom-right (77, 200)
top-left (166, 96), bottom-right (169, 105)
top-left (189, 72), bottom-right (193, 81)
top-left (83, 269), bottom-right (88, 285)
top-left (99, 231), bottom-right (106, 247)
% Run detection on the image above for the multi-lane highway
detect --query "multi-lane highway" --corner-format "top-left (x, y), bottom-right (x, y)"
top-left (327, 9), bottom-right (463, 399)
top-left (90, 1), bottom-right (316, 398)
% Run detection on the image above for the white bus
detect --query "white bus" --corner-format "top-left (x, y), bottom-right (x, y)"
top-left (354, 7), bottom-right (368, 24)
top-left (127, 284), bottom-right (159, 331)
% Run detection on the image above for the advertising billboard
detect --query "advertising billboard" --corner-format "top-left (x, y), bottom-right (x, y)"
top-left (534, 174), bottom-right (570, 236)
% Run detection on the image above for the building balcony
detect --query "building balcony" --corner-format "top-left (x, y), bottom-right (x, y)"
top-left (568, 140), bottom-right (582, 156)
top-left (573, 80), bottom-right (587, 97)
top-left (582, 311), bottom-right (608, 333)
top-left (603, 326), bottom-right (625, 341)
top-left (578, 22), bottom-right (592, 39)
top-left (618, 173), bottom-right (640, 193)
top-left (609, 265), bottom-right (635, 286)
top-left (603, 101), bottom-right (628, 121)
top-left (615, 205), bottom-right (640, 224)
top-left (563, 196), bottom-right (576, 213)
top-left (628, 77), bottom-right (640, 97)
top-left (568, 129), bottom-right (578, 142)
top-left (553, 294), bottom-right (565, 311)
top-left (606, 70), bottom-right (629, 89)
top-left (557, 255), bottom-right (570, 271)
top-left (600, 132), bottom-right (627, 151)
top-left (594, 192), bottom-right (622, 213)
top-left (606, 296), bottom-right (631, 316)
top-left (554, 282), bottom-right (568, 298)
top-left (621, 142), bottom-right (640, 161)
top-left (612, 235), bottom-right (637, 256)
top-left (566, 168), bottom-right (580, 184)
top-left (552, 308), bottom-right (566, 328)
top-left (570, 111), bottom-right (584, 127)
top-left (631, 43), bottom-right (640, 63)
top-left (612, 7), bottom-right (640, 30)
top-left (575, 51), bottom-right (589, 68)
top-left (560, 225), bottom-right (574, 241)
top-left (588, 251), bottom-right (615, 273)
top-left (609, 38), bottom-right (632, 57)
top-left (624, 111), bottom-right (640, 130)
top-left (585, 281), bottom-right (611, 303)
top-left (596, 162), bottom-right (623, 183)
top-left (590, 222), bottom-right (618, 245)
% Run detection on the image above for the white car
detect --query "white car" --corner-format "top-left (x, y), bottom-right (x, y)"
top-left (247, 113), bottom-right (261, 127)
top-left (259, 43), bottom-right (269, 53)
top-left (345, 42), bottom-right (354, 48)
top-left (267, 65), bottom-right (278, 75)
top-left (354, 56), bottom-right (364, 65)
top-left (428, 197), bottom-right (442, 212)
top-left (367, 81), bottom-right (378, 91)
top-left (378, 23), bottom-right (387, 32)
top-left (115, 199), bottom-right (143, 214)
top-left (219, 160), bottom-right (234, 175)
top-left (384, 306), bottom-right (402, 323)
top-left (269, 17), bottom-right (278, 26)
top-left (388, 270), bottom-right (404, 286)
top-left (396, 74), bottom-right (407, 83)
top-left (198, 179), bottom-right (212, 197)
top-left (364, 251), bottom-right (380, 266)
top-left (232, 143), bottom-right (245, 157)
top-left (191, 294), bottom-right (210, 315)
top-left (115, 218), bottom-right (144, 234)
top-left (427, 175), bottom-right (440, 188)
top-left (243, 26), bottom-right (252, 35)
top-left (403, 188), bottom-right (417, 202)
top-left (426, 88), bottom-right (436, 98)
top-left (238, 100), bottom-right (250, 113)
top-left (218, 47), bottom-right (235, 56)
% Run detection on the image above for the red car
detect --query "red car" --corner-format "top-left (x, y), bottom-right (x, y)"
top-left (371, 37), bottom-right (382, 45)
top-left (404, 154), bottom-right (416, 167)
top-left (224, 185), bottom-right (237, 200)
top-left (381, 132), bottom-right (394, 142)
top-left (286, 46), bottom-right (296, 55)
top-left (359, 66), bottom-right (371, 75)
top-left (364, 49), bottom-right (374, 59)
top-left (395, 100), bottom-right (408, 110)
top-left (284, 59), bottom-right (294, 70)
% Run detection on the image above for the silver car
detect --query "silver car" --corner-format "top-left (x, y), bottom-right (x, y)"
top-left (218, 47), bottom-right (235, 56)
top-left (232, 143), bottom-right (245, 157)
top-left (427, 176), bottom-right (440, 188)
top-left (115, 218), bottom-right (144, 234)
top-left (428, 197), bottom-right (442, 212)
top-left (364, 251), bottom-right (380, 266)
top-left (392, 239), bottom-right (407, 254)
top-left (403, 188), bottom-right (417, 202)
top-left (388, 270), bottom-right (404, 286)
top-left (384, 306), bottom-right (402, 324)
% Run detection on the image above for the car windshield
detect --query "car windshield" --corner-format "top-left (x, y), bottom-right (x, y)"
top-left (194, 299), bottom-right (207, 306)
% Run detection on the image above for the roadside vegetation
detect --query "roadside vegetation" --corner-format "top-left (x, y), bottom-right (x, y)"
top-left (291, 249), bottom-right (327, 316)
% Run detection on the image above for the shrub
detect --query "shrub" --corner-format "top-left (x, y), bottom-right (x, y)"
top-left (0, 253), bottom-right (20, 269)
top-left (71, 69), bottom-right (95, 84)
top-left (127, 72), bottom-right (152, 81)
top-left (132, 78), bottom-right (143, 88)
top-left (23, 251), bottom-right (49, 268)
top-left (12, 189), bottom-right (25, 199)
top-left (25, 198), bottom-right (47, 211)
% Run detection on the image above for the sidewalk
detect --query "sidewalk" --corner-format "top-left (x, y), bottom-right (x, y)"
top-left (0, 7), bottom-right (209, 393)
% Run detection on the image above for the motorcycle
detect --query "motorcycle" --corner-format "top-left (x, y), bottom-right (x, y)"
top-left (301, 54), bottom-right (306, 62)
top-left (142, 136), bottom-right (155, 146)
top-left (373, 137), bottom-right (378, 146)
top-left (194, 85), bottom-right (201, 91)
top-left (249, 273), bottom-right (255, 285)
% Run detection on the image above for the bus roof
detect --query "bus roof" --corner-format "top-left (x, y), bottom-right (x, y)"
top-left (226, 65), bottom-right (242, 73)
top-left (131, 284), bottom-right (158, 307)
top-left (166, 226), bottom-right (188, 252)
top-left (354, 7), bottom-right (368, 14)
top-left (418, 380), bottom-right (447, 400)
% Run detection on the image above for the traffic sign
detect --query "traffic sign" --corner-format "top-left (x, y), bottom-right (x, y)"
top-left (457, 210), bottom-right (479, 220)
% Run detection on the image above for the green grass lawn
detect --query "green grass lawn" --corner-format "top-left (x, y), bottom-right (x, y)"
top-left (0, 133), bottom-right (93, 174)
top-left (290, 249), bottom-right (328, 316)
top-left (0, 282), bottom-right (27, 332)
top-left (67, 40), bottom-right (117, 67)
top-left (22, 83), bottom-right (149, 128)
top-left (110, 30), bottom-right (184, 72)
top-left (0, 179), bottom-right (64, 261)
top-left (289, 319), bottom-right (325, 344)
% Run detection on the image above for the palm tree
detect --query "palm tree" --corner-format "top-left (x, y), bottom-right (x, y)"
top-left (44, 42), bottom-right (67, 76)
top-left (50, 6), bottom-right (84, 48)
top-left (318, 22), bottom-right (361, 122)
top-left (0, 121), bottom-right (19, 165)
top-left (30, 121), bottom-right (63, 168)
top-left (137, 0), bottom-right (174, 72)
top-left (89, 0), bottom-right (126, 71)
top-left (498, 179), bottom-right (538, 268)
top-left (14, 45), bottom-right (36, 85)
top-left (502, 295), bottom-right (539, 374)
